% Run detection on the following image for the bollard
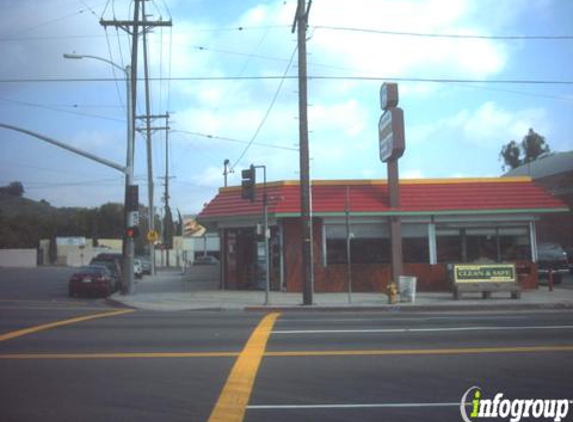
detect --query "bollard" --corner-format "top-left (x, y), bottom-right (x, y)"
top-left (548, 268), bottom-right (554, 292)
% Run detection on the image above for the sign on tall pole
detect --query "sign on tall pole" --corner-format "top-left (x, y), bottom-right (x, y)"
top-left (378, 83), bottom-right (406, 284)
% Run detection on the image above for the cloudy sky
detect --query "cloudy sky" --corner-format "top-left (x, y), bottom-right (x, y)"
top-left (0, 0), bottom-right (572, 215)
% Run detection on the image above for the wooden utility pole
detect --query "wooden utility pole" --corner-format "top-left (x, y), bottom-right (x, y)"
top-left (101, 0), bottom-right (171, 276)
top-left (293, 0), bottom-right (313, 305)
top-left (161, 114), bottom-right (174, 267)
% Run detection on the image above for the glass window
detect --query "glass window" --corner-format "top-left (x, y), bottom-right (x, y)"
top-left (436, 226), bottom-right (531, 263)
top-left (499, 228), bottom-right (531, 261)
top-left (466, 228), bottom-right (497, 262)
top-left (326, 238), bottom-right (346, 264)
top-left (324, 223), bottom-right (389, 265)
top-left (402, 224), bottom-right (428, 263)
top-left (437, 229), bottom-right (462, 262)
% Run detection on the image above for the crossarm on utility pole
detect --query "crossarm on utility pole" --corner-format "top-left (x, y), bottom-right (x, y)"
top-left (0, 123), bottom-right (127, 174)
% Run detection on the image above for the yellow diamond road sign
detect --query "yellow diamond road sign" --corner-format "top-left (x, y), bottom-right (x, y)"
top-left (147, 230), bottom-right (159, 243)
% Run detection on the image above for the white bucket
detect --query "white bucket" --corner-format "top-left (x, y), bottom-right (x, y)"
top-left (399, 276), bottom-right (417, 303)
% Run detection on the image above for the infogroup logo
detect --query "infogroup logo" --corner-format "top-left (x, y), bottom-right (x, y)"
top-left (460, 386), bottom-right (572, 422)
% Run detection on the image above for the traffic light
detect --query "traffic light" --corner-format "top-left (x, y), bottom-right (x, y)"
top-left (126, 185), bottom-right (139, 212)
top-left (241, 165), bottom-right (256, 202)
top-left (126, 226), bottom-right (140, 239)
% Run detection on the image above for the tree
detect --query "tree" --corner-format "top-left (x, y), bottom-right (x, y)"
top-left (522, 128), bottom-right (550, 164)
top-left (163, 205), bottom-right (175, 249)
top-left (500, 128), bottom-right (551, 171)
top-left (48, 235), bottom-right (58, 264)
top-left (500, 141), bottom-right (521, 171)
top-left (0, 181), bottom-right (24, 197)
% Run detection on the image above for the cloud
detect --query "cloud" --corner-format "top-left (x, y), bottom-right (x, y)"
top-left (409, 102), bottom-right (549, 148)
top-left (308, 0), bottom-right (508, 80)
top-left (402, 169), bottom-right (425, 179)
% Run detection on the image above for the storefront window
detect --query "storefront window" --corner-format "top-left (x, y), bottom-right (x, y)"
top-left (466, 228), bottom-right (497, 262)
top-left (324, 223), bottom-right (389, 265)
top-left (499, 228), bottom-right (531, 261)
top-left (437, 226), bottom-right (531, 263)
top-left (402, 224), bottom-right (428, 263)
top-left (437, 229), bottom-right (462, 263)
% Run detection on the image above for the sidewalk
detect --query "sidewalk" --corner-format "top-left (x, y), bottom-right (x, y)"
top-left (108, 270), bottom-right (573, 312)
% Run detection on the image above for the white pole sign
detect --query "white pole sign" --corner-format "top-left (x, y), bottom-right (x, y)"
top-left (380, 83), bottom-right (399, 110)
top-left (379, 107), bottom-right (405, 162)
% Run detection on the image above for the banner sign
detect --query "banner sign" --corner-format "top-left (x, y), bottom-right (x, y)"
top-left (454, 264), bottom-right (516, 284)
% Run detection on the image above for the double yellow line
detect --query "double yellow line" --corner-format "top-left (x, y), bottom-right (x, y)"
top-left (3, 310), bottom-right (573, 422)
top-left (208, 312), bottom-right (280, 422)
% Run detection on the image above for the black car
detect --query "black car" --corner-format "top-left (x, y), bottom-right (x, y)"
top-left (69, 265), bottom-right (115, 297)
top-left (537, 243), bottom-right (569, 284)
top-left (565, 246), bottom-right (573, 274)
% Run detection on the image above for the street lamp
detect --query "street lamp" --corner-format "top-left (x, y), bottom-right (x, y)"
top-left (63, 53), bottom-right (136, 295)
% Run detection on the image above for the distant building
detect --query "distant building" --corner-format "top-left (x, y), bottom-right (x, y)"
top-left (503, 151), bottom-right (573, 248)
top-left (198, 177), bottom-right (569, 292)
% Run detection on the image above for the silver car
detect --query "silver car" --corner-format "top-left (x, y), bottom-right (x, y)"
top-left (134, 259), bottom-right (143, 279)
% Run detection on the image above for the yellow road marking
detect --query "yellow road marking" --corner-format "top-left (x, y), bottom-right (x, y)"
top-left (0, 309), bottom-right (134, 342)
top-left (0, 345), bottom-right (571, 360)
top-left (208, 312), bottom-right (280, 422)
top-left (0, 299), bottom-right (90, 305)
top-left (266, 345), bottom-right (573, 357)
top-left (0, 352), bottom-right (238, 359)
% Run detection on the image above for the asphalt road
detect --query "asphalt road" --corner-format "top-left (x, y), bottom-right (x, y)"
top-left (1, 267), bottom-right (573, 422)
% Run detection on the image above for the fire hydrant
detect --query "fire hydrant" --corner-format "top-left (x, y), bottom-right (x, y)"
top-left (386, 282), bottom-right (399, 304)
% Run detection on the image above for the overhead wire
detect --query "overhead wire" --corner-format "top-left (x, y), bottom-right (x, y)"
top-left (2, 75), bottom-right (571, 84)
top-left (104, 29), bottom-right (126, 109)
top-left (312, 25), bottom-right (573, 40)
top-left (172, 129), bottom-right (299, 152)
top-left (231, 45), bottom-right (299, 170)
top-left (0, 97), bottom-right (125, 123)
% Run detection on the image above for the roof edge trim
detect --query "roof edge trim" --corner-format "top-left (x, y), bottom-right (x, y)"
top-left (218, 176), bottom-right (533, 193)
top-left (274, 207), bottom-right (569, 218)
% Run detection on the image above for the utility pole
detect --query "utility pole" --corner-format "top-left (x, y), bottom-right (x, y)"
top-left (223, 159), bottom-right (233, 187)
top-left (159, 113), bottom-right (175, 267)
top-left (136, 112), bottom-right (170, 271)
top-left (101, 0), bottom-right (172, 277)
top-left (293, 0), bottom-right (313, 305)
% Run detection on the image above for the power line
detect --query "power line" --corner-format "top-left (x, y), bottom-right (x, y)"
top-left (172, 130), bottom-right (298, 152)
top-left (2, 75), bottom-right (572, 84)
top-left (104, 28), bottom-right (126, 109)
top-left (2, 23), bottom-right (570, 43)
top-left (0, 26), bottom-right (289, 43)
top-left (231, 45), bottom-right (298, 169)
top-left (0, 97), bottom-right (126, 123)
top-left (313, 25), bottom-right (573, 40)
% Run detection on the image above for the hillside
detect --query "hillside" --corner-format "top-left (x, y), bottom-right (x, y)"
top-left (0, 194), bottom-right (60, 219)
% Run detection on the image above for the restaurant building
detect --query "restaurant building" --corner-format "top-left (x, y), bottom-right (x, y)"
top-left (197, 177), bottom-right (569, 293)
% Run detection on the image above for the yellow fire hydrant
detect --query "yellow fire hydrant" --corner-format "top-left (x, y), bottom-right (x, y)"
top-left (385, 282), bottom-right (399, 304)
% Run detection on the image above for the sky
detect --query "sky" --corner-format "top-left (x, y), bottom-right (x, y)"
top-left (0, 0), bottom-right (572, 216)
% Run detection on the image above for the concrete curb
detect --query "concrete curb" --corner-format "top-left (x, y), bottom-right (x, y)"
top-left (245, 302), bottom-right (573, 313)
top-left (105, 296), bottom-right (138, 310)
top-left (105, 294), bottom-right (573, 313)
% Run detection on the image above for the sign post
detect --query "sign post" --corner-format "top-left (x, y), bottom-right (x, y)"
top-left (378, 83), bottom-right (405, 286)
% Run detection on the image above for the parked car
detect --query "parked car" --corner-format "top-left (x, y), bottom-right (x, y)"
top-left (89, 258), bottom-right (121, 292)
top-left (134, 259), bottom-right (143, 279)
top-left (136, 256), bottom-right (152, 275)
top-left (193, 255), bottom-right (219, 265)
top-left (565, 246), bottom-right (573, 274)
top-left (537, 243), bottom-right (569, 284)
top-left (68, 265), bottom-right (115, 297)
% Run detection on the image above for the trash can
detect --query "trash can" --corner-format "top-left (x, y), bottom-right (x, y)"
top-left (399, 276), bottom-right (417, 303)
